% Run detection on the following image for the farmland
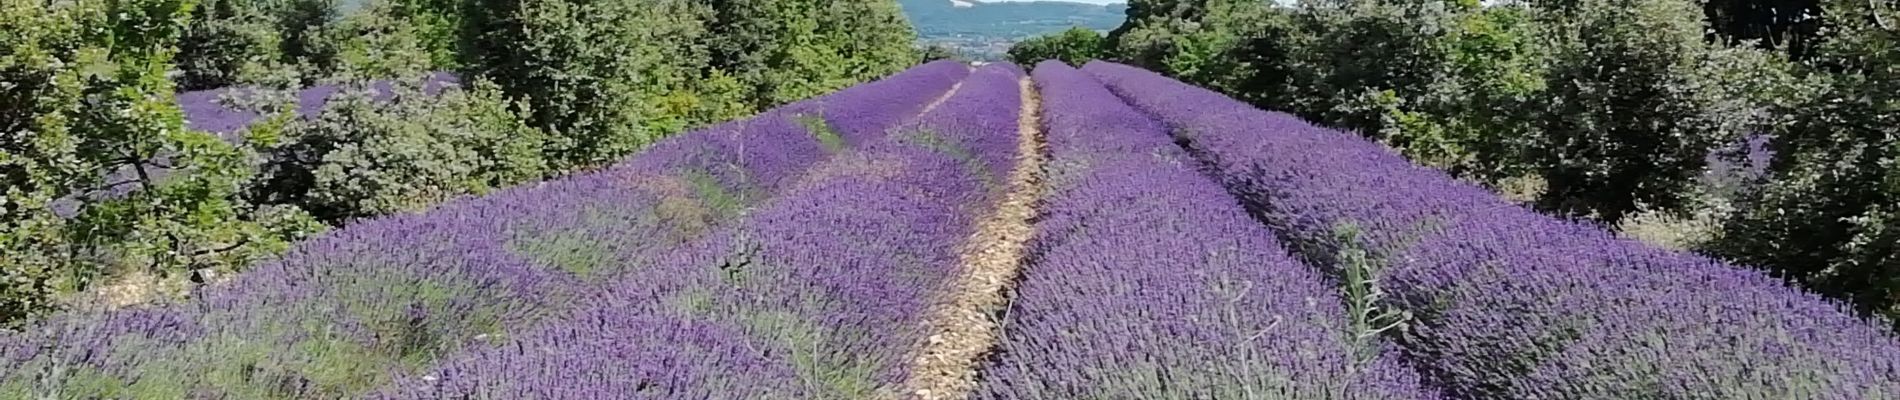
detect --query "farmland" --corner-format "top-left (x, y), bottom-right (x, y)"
top-left (3, 59), bottom-right (1896, 399)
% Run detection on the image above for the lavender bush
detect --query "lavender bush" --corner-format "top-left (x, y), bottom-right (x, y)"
top-left (386, 63), bottom-right (1026, 399)
top-left (0, 61), bottom-right (969, 399)
top-left (1084, 61), bottom-right (1900, 399)
top-left (973, 61), bottom-right (1434, 399)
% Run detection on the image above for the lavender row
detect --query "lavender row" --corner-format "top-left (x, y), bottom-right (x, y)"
top-left (971, 62), bottom-right (1432, 399)
top-left (1083, 61), bottom-right (1900, 399)
top-left (383, 63), bottom-right (1028, 398)
top-left (0, 61), bottom-right (970, 399)
top-left (175, 72), bottom-right (463, 138)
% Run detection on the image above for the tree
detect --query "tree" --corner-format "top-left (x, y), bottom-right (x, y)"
top-left (460, 0), bottom-right (715, 170)
top-left (1703, 0), bottom-right (1824, 57)
top-left (1522, 0), bottom-right (1784, 222)
top-left (1714, 0), bottom-right (1900, 326)
top-left (919, 44), bottom-right (963, 62)
top-left (707, 0), bottom-right (920, 108)
top-left (1007, 27), bottom-right (1108, 66)
top-left (176, 0), bottom-right (445, 89)
top-left (1109, 0), bottom-right (1800, 225)
top-left (2, 0), bottom-right (315, 325)
top-left (252, 78), bottom-right (548, 224)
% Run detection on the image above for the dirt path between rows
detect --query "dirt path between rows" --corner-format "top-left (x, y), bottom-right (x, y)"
top-left (898, 77), bottom-right (1046, 400)
top-left (920, 81), bottom-right (964, 115)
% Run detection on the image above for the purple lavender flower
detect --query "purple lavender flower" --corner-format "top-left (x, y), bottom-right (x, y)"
top-left (1083, 61), bottom-right (1900, 399)
top-left (974, 61), bottom-right (1435, 399)
top-left (1, 62), bottom-right (971, 399)
top-left (392, 63), bottom-right (1026, 398)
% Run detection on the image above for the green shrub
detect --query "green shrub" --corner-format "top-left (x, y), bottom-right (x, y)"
top-left (177, 0), bottom-right (295, 90)
top-left (1008, 27), bottom-right (1108, 66)
top-left (1713, 0), bottom-right (1900, 326)
top-left (176, 0), bottom-right (445, 90)
top-left (707, 0), bottom-right (920, 109)
top-left (460, 0), bottom-right (714, 170)
top-left (1111, 0), bottom-right (1804, 225)
top-left (2, 0), bottom-right (316, 325)
top-left (254, 78), bottom-right (549, 223)
top-left (291, 0), bottom-right (438, 85)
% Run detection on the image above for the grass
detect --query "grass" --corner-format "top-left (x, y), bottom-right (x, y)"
top-left (797, 114), bottom-right (847, 153)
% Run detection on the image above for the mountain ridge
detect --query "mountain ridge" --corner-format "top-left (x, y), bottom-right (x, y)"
top-left (899, 0), bottom-right (1128, 39)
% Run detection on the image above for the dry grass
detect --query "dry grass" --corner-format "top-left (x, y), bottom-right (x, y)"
top-left (61, 269), bottom-right (194, 312)
top-left (920, 81), bottom-right (964, 115)
top-left (897, 77), bottom-right (1046, 400)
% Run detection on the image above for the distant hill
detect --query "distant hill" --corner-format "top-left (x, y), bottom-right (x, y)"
top-left (899, 0), bottom-right (1128, 40)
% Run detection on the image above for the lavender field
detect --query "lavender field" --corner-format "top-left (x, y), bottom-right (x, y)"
top-left (3, 60), bottom-right (1897, 400)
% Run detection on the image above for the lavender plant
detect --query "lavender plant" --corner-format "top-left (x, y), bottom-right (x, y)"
top-left (973, 61), bottom-right (1434, 399)
top-left (0, 61), bottom-right (970, 399)
top-left (1084, 61), bottom-right (1900, 399)
top-left (386, 63), bottom-right (1025, 399)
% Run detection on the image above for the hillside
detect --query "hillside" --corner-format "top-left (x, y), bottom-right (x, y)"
top-left (901, 0), bottom-right (1126, 38)
top-left (900, 0), bottom-right (1127, 59)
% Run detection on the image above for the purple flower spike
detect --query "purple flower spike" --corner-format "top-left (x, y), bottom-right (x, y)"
top-left (1084, 60), bottom-right (1900, 400)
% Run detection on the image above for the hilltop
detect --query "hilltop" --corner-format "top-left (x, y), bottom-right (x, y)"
top-left (900, 0), bottom-right (1127, 59)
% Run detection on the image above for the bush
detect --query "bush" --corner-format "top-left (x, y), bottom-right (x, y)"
top-left (177, 0), bottom-right (294, 90)
top-left (254, 78), bottom-right (549, 224)
top-left (706, 0), bottom-right (920, 109)
top-left (176, 0), bottom-right (444, 90)
top-left (2, 0), bottom-right (315, 326)
top-left (1713, 0), bottom-right (1900, 326)
top-left (291, 0), bottom-right (439, 85)
top-left (1007, 27), bottom-right (1108, 66)
top-left (459, 0), bottom-right (716, 170)
top-left (1518, 0), bottom-right (1798, 222)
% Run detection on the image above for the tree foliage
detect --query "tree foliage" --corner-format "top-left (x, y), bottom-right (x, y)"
top-left (250, 79), bottom-right (548, 224)
top-left (1007, 27), bottom-right (1107, 66)
top-left (1, 0), bottom-right (317, 325)
top-left (176, 0), bottom-right (445, 90)
top-left (1713, 0), bottom-right (1900, 325)
top-left (708, 0), bottom-right (920, 108)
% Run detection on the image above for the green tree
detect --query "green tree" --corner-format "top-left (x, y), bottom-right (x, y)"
top-left (1714, 0), bottom-right (1900, 326)
top-left (1703, 0), bottom-right (1823, 57)
top-left (460, 0), bottom-right (715, 170)
top-left (2, 0), bottom-right (316, 325)
top-left (1007, 27), bottom-right (1108, 66)
top-left (176, 0), bottom-right (294, 90)
top-left (1110, 0), bottom-right (1800, 225)
top-left (707, 0), bottom-right (920, 108)
top-left (1524, 0), bottom-right (1801, 223)
top-left (176, 0), bottom-right (445, 90)
top-left (252, 78), bottom-right (549, 223)
top-left (919, 44), bottom-right (963, 62)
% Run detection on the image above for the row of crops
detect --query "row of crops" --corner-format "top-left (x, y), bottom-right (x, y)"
top-left (4, 60), bottom-right (1899, 399)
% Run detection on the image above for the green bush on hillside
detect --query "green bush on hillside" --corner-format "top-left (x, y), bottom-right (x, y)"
top-left (1713, 0), bottom-right (1900, 326)
top-left (1008, 27), bottom-right (1108, 66)
top-left (251, 78), bottom-right (549, 224)
top-left (1, 0), bottom-right (315, 325)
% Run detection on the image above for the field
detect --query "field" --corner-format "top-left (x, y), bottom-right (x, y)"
top-left (3, 60), bottom-right (1898, 399)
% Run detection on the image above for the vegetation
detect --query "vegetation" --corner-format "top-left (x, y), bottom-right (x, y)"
top-left (1, 0), bottom-right (922, 326)
top-left (2, 0), bottom-right (312, 325)
top-left (1007, 27), bottom-right (1107, 66)
top-left (1711, 0), bottom-right (1900, 326)
top-left (1007, 0), bottom-right (1898, 326)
